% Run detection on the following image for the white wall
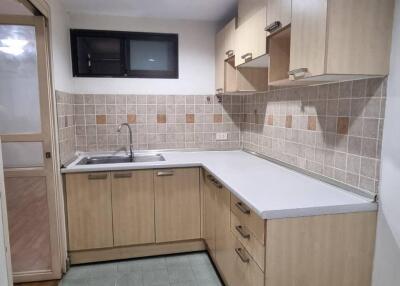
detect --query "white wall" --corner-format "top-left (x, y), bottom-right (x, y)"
top-left (47, 0), bottom-right (73, 92)
top-left (372, 0), bottom-right (400, 284)
top-left (69, 13), bottom-right (217, 95)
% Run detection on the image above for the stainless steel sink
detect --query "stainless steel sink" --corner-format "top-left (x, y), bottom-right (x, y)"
top-left (77, 154), bottom-right (165, 165)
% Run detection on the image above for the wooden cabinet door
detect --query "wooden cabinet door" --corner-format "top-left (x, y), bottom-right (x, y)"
top-left (290, 0), bottom-right (327, 78)
top-left (216, 28), bottom-right (225, 93)
top-left (266, 0), bottom-right (292, 34)
top-left (215, 187), bottom-right (235, 284)
top-left (203, 175), bottom-right (217, 258)
top-left (111, 170), bottom-right (155, 247)
top-left (235, 6), bottom-right (267, 66)
top-left (154, 168), bottom-right (201, 243)
top-left (66, 173), bottom-right (113, 251)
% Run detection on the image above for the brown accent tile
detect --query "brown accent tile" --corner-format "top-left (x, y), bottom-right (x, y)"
top-left (127, 114), bottom-right (136, 124)
top-left (267, 115), bottom-right (273, 125)
top-left (213, 114), bottom-right (223, 123)
top-left (307, 116), bottom-right (317, 131)
top-left (285, 115), bottom-right (292, 128)
top-left (157, 114), bottom-right (166, 124)
top-left (337, 117), bottom-right (349, 134)
top-left (186, 114), bottom-right (195, 124)
top-left (96, 115), bottom-right (106, 125)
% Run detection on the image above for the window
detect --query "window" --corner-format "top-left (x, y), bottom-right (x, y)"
top-left (70, 29), bottom-right (179, 78)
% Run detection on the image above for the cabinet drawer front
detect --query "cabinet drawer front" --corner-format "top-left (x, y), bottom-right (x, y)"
top-left (231, 195), bottom-right (265, 244)
top-left (231, 211), bottom-right (265, 270)
top-left (230, 236), bottom-right (264, 286)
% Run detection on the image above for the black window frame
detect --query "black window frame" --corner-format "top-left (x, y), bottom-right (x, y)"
top-left (70, 29), bottom-right (179, 79)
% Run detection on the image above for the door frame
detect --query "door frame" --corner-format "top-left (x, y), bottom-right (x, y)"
top-left (0, 13), bottom-right (64, 282)
top-left (0, 138), bottom-right (12, 286)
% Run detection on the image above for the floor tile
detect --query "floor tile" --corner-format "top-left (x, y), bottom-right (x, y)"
top-left (142, 268), bottom-right (169, 286)
top-left (116, 272), bottom-right (143, 286)
top-left (167, 265), bottom-right (196, 284)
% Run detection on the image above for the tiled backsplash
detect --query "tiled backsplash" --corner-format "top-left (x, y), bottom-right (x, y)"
top-left (241, 78), bottom-right (386, 194)
top-left (56, 77), bottom-right (386, 194)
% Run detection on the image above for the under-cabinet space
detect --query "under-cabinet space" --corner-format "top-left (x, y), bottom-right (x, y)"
top-left (111, 170), bottom-right (155, 247)
top-left (65, 173), bottom-right (113, 251)
top-left (154, 168), bottom-right (201, 243)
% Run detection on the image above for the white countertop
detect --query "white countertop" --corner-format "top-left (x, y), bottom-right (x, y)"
top-left (62, 150), bottom-right (377, 219)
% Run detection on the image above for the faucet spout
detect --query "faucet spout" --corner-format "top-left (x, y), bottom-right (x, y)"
top-left (117, 123), bottom-right (134, 161)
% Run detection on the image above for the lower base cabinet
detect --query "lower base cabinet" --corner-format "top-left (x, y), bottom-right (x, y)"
top-left (202, 171), bottom-right (377, 286)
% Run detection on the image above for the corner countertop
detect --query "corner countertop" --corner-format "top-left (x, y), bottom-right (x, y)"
top-left (62, 150), bottom-right (377, 219)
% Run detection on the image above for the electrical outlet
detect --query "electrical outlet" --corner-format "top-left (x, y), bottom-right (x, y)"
top-left (216, 132), bottom-right (228, 141)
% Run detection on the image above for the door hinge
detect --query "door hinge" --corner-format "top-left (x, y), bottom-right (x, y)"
top-left (45, 152), bottom-right (52, 159)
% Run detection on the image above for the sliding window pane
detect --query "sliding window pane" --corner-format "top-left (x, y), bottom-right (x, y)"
top-left (129, 40), bottom-right (175, 71)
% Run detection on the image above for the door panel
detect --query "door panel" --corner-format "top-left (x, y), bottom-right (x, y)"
top-left (203, 175), bottom-right (216, 258)
top-left (0, 15), bottom-right (61, 282)
top-left (66, 173), bottom-right (113, 251)
top-left (154, 168), bottom-right (201, 243)
top-left (112, 170), bottom-right (155, 246)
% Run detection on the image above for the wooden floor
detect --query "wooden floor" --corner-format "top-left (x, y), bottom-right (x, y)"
top-left (5, 177), bottom-right (52, 272)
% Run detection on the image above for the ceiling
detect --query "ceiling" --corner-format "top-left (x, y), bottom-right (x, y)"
top-left (0, 0), bottom-right (33, 15)
top-left (61, 0), bottom-right (237, 22)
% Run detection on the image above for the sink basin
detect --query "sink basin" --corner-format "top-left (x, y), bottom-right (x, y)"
top-left (77, 154), bottom-right (165, 165)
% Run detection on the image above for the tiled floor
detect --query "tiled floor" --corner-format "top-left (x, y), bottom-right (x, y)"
top-left (60, 252), bottom-right (223, 286)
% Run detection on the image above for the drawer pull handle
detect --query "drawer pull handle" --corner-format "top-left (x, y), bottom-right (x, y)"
top-left (225, 50), bottom-right (234, 57)
top-left (288, 68), bottom-right (309, 79)
top-left (241, 52), bottom-right (253, 62)
top-left (236, 202), bottom-right (251, 214)
top-left (157, 170), bottom-right (174, 176)
top-left (235, 248), bottom-right (250, 263)
top-left (88, 174), bottom-right (108, 180)
top-left (114, 173), bottom-right (132, 179)
top-left (235, 225), bottom-right (251, 239)
top-left (265, 21), bottom-right (282, 33)
top-left (207, 174), bottom-right (223, 189)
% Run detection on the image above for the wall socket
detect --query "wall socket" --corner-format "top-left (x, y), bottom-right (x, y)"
top-left (216, 132), bottom-right (228, 141)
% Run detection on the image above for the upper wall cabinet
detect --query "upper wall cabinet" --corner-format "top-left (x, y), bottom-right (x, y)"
top-left (235, 4), bottom-right (267, 66)
top-left (216, 19), bottom-right (236, 94)
top-left (266, 0), bottom-right (292, 35)
top-left (289, 0), bottom-right (394, 82)
top-left (238, 0), bottom-right (267, 26)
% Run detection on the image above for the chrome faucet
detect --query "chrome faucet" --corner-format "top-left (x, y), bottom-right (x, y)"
top-left (117, 123), bottom-right (134, 161)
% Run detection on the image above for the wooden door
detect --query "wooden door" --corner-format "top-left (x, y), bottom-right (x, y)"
top-left (65, 173), bottom-right (113, 251)
top-left (0, 138), bottom-right (12, 286)
top-left (266, 0), bottom-right (292, 34)
top-left (203, 174), bottom-right (216, 258)
top-left (112, 170), bottom-right (155, 246)
top-left (154, 168), bottom-right (200, 243)
top-left (215, 28), bottom-right (226, 93)
top-left (0, 15), bottom-right (61, 282)
top-left (290, 0), bottom-right (327, 78)
top-left (215, 187), bottom-right (235, 284)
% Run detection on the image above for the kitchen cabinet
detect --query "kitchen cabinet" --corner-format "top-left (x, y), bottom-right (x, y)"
top-left (266, 0), bottom-right (292, 34)
top-left (203, 173), bottom-right (217, 258)
top-left (65, 173), bottom-right (113, 251)
top-left (216, 19), bottom-right (236, 94)
top-left (111, 170), bottom-right (155, 247)
top-left (235, 6), bottom-right (267, 67)
top-left (289, 0), bottom-right (394, 82)
top-left (238, 0), bottom-right (266, 27)
top-left (154, 168), bottom-right (201, 243)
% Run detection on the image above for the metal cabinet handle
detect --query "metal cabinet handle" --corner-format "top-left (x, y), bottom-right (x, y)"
top-left (114, 172), bottom-right (132, 179)
top-left (235, 248), bottom-right (250, 263)
top-left (88, 173), bottom-right (108, 180)
top-left (235, 225), bottom-right (251, 239)
top-left (157, 170), bottom-right (174, 176)
top-left (225, 50), bottom-right (234, 57)
top-left (236, 202), bottom-right (251, 214)
top-left (241, 52), bottom-right (253, 62)
top-left (288, 68), bottom-right (309, 79)
top-left (265, 21), bottom-right (282, 33)
top-left (216, 88), bottom-right (224, 94)
top-left (207, 174), bottom-right (223, 189)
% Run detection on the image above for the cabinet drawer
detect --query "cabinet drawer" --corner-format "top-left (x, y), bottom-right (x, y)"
top-left (231, 195), bottom-right (265, 244)
top-left (231, 211), bottom-right (265, 270)
top-left (230, 236), bottom-right (264, 286)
